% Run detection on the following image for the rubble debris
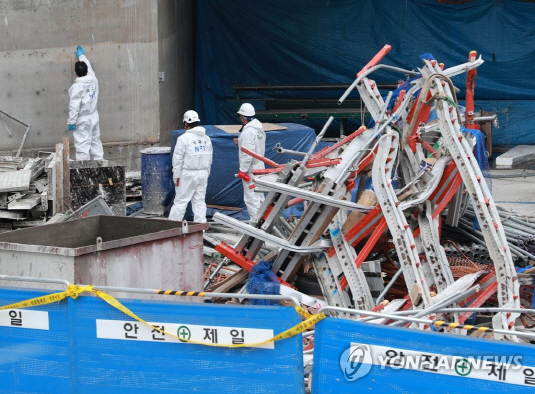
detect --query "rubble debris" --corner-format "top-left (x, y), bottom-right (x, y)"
top-left (208, 46), bottom-right (533, 341)
top-left (0, 137), bottom-right (125, 230)
top-left (0, 108), bottom-right (32, 158)
top-left (125, 171), bottom-right (142, 199)
top-left (70, 162), bottom-right (126, 216)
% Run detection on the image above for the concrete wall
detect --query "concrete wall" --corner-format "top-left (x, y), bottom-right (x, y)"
top-left (158, 0), bottom-right (195, 147)
top-left (0, 0), bottom-right (195, 169)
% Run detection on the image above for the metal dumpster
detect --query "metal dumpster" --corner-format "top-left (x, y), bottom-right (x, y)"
top-left (0, 216), bottom-right (207, 300)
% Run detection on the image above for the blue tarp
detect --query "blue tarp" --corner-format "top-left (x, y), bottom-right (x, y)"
top-left (195, 0), bottom-right (535, 147)
top-left (169, 123), bottom-right (316, 211)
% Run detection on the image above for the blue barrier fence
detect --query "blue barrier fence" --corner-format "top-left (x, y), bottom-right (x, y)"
top-left (312, 317), bottom-right (535, 394)
top-left (0, 287), bottom-right (304, 394)
top-left (3, 285), bottom-right (535, 394)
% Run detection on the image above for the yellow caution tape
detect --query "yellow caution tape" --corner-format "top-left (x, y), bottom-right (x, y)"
top-left (156, 290), bottom-right (205, 297)
top-left (0, 284), bottom-right (93, 310)
top-left (433, 320), bottom-right (493, 334)
top-left (0, 285), bottom-right (326, 348)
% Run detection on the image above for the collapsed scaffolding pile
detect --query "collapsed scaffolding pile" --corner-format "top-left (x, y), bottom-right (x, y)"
top-left (211, 46), bottom-right (533, 340)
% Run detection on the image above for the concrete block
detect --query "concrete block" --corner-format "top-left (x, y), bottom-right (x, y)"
top-left (496, 145), bottom-right (535, 166)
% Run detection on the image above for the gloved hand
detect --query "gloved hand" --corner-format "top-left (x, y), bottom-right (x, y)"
top-left (237, 171), bottom-right (251, 183)
top-left (76, 46), bottom-right (84, 57)
top-left (174, 178), bottom-right (180, 187)
top-left (68, 124), bottom-right (76, 131)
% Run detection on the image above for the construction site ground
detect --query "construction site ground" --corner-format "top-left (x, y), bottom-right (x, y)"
top-left (491, 164), bottom-right (535, 217)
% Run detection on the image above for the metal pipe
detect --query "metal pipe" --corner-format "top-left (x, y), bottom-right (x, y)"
top-left (278, 217), bottom-right (294, 234)
top-left (275, 143), bottom-right (307, 157)
top-left (95, 285), bottom-right (301, 306)
top-left (334, 84), bottom-right (420, 184)
top-left (0, 109), bottom-right (30, 127)
top-left (0, 275), bottom-right (301, 306)
top-left (272, 225), bottom-right (287, 239)
top-left (363, 306), bottom-right (535, 319)
top-left (16, 124), bottom-right (31, 158)
top-left (472, 115), bottom-right (497, 122)
top-left (507, 215), bottom-right (535, 230)
top-left (310, 126), bottom-right (367, 161)
top-left (500, 219), bottom-right (535, 234)
top-left (0, 109), bottom-right (32, 158)
top-left (300, 116), bottom-right (334, 168)
top-left (338, 65), bottom-right (418, 105)
top-left (362, 291), bottom-right (474, 324)
top-left (389, 287), bottom-right (480, 327)
top-left (458, 220), bottom-right (530, 259)
top-left (471, 207), bottom-right (535, 231)
top-left (375, 266), bottom-right (403, 303)
top-left (338, 79), bottom-right (360, 105)
top-left (0, 275), bottom-right (71, 286)
top-left (241, 146), bottom-right (281, 168)
top-left (298, 181), bottom-right (313, 189)
top-left (437, 307), bottom-right (535, 315)
top-left (204, 259), bottom-right (227, 289)
top-left (234, 83), bottom-right (398, 92)
top-left (378, 91), bottom-right (393, 122)
top-left (318, 306), bottom-right (535, 341)
top-left (502, 222), bottom-right (535, 238)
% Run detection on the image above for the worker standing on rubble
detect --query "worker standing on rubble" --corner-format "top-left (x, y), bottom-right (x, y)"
top-left (67, 46), bottom-right (104, 161)
top-left (236, 103), bottom-right (266, 218)
top-left (169, 110), bottom-right (213, 223)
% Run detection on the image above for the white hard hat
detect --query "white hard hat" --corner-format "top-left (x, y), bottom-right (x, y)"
top-left (237, 103), bottom-right (255, 117)
top-left (183, 110), bottom-right (200, 123)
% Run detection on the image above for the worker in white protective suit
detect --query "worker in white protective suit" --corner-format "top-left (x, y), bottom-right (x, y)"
top-left (236, 103), bottom-right (266, 218)
top-left (169, 110), bottom-right (213, 223)
top-left (67, 46), bottom-right (103, 161)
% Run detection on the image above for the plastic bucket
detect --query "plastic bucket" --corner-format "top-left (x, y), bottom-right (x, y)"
top-left (140, 147), bottom-right (172, 214)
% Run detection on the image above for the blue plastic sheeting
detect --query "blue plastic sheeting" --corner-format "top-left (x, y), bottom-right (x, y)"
top-left (170, 123), bottom-right (316, 209)
top-left (0, 287), bottom-right (304, 394)
top-left (246, 260), bottom-right (281, 306)
top-left (195, 0), bottom-right (535, 146)
top-left (312, 317), bottom-right (535, 393)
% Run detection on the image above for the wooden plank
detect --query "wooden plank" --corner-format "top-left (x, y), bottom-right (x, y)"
top-left (47, 157), bottom-right (56, 205)
top-left (342, 189), bottom-right (377, 234)
top-left (207, 269), bottom-right (248, 293)
top-left (215, 123), bottom-right (287, 134)
top-left (62, 137), bottom-right (71, 211)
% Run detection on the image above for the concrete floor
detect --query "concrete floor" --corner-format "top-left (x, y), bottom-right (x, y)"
top-left (490, 167), bottom-right (535, 218)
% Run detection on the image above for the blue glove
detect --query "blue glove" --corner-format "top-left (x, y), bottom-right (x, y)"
top-left (76, 46), bottom-right (84, 57)
top-left (68, 124), bottom-right (76, 131)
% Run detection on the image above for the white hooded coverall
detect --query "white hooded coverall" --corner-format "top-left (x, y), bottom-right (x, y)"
top-left (238, 118), bottom-right (266, 218)
top-left (68, 54), bottom-right (104, 161)
top-left (169, 126), bottom-right (213, 223)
